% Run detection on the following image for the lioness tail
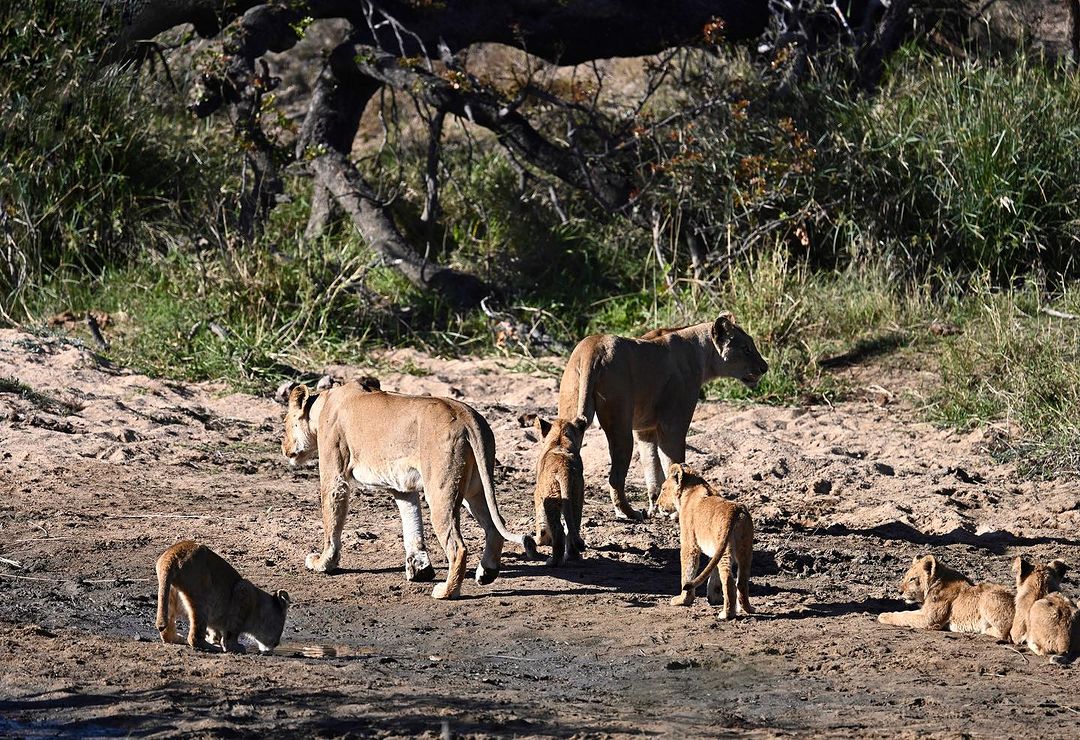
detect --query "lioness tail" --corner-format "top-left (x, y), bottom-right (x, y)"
top-left (463, 411), bottom-right (539, 559)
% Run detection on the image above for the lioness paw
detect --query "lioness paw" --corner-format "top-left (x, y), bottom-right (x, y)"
top-left (431, 583), bottom-right (458, 600)
top-left (670, 594), bottom-right (692, 606)
top-left (305, 552), bottom-right (337, 573)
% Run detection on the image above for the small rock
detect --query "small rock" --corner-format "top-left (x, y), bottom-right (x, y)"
top-left (813, 479), bottom-right (833, 495)
top-left (665, 658), bottom-right (700, 670)
top-left (873, 462), bottom-right (895, 476)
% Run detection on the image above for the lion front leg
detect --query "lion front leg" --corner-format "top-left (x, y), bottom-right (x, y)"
top-left (878, 609), bottom-right (931, 629)
top-left (394, 490), bottom-right (435, 582)
top-left (306, 473), bottom-right (350, 573)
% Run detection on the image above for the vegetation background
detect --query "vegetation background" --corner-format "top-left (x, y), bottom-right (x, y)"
top-left (2, 0), bottom-right (1078, 476)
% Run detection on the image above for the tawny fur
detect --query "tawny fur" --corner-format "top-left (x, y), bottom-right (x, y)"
top-left (655, 463), bottom-right (754, 620)
top-left (1011, 557), bottom-right (1077, 659)
top-left (281, 382), bottom-right (537, 600)
top-left (531, 415), bottom-right (588, 566)
top-left (878, 555), bottom-right (1014, 639)
top-left (155, 540), bottom-right (289, 653)
top-left (556, 313), bottom-right (768, 520)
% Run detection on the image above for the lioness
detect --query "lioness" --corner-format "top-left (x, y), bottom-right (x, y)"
top-left (156, 540), bottom-right (290, 653)
top-left (656, 463), bottom-right (754, 620)
top-left (532, 415), bottom-right (588, 566)
top-left (557, 313), bottom-right (768, 520)
top-left (878, 555), bottom-right (1014, 638)
top-left (1011, 557), bottom-right (1076, 660)
top-left (282, 381), bottom-right (537, 599)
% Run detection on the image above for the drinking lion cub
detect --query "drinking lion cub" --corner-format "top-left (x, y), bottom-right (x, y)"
top-left (878, 554), bottom-right (1013, 638)
top-left (655, 463), bottom-right (754, 620)
top-left (532, 415), bottom-right (588, 566)
top-left (156, 540), bottom-right (290, 653)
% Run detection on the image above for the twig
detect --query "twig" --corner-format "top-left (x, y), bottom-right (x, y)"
top-left (0, 556), bottom-right (22, 569)
top-left (1004, 644), bottom-right (1028, 662)
top-left (85, 313), bottom-right (109, 350)
top-left (108, 514), bottom-right (214, 520)
top-left (1041, 307), bottom-right (1079, 320)
top-left (483, 654), bottom-right (541, 661)
top-left (0, 573), bottom-right (53, 582)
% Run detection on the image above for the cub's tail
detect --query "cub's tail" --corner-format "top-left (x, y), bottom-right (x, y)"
top-left (682, 508), bottom-right (745, 592)
top-left (155, 553), bottom-right (176, 637)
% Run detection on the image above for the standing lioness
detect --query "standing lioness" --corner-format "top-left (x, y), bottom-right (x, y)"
top-left (558, 314), bottom-right (767, 520)
top-left (282, 382), bottom-right (537, 599)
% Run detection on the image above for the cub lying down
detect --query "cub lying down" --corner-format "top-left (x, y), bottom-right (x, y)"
top-left (1011, 557), bottom-right (1077, 661)
top-left (656, 463), bottom-right (754, 620)
top-left (878, 554), bottom-right (1013, 639)
top-left (156, 540), bottom-right (290, 653)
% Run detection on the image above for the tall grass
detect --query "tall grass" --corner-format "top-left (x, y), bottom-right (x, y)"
top-left (0, 1), bottom-right (231, 317)
top-left (3, 22), bottom-right (1078, 476)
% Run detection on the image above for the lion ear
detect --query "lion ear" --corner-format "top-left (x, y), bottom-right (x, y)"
top-left (288, 385), bottom-right (309, 411)
top-left (315, 375), bottom-right (335, 391)
top-left (1048, 559), bottom-right (1068, 581)
top-left (711, 312), bottom-right (737, 344)
top-left (276, 589), bottom-right (291, 608)
top-left (275, 380), bottom-right (299, 405)
top-left (921, 555), bottom-right (937, 580)
top-left (668, 462), bottom-right (684, 486)
top-left (534, 416), bottom-right (552, 439)
top-left (1013, 556), bottom-right (1033, 582)
top-left (356, 375), bottom-right (381, 392)
top-left (572, 414), bottom-right (589, 432)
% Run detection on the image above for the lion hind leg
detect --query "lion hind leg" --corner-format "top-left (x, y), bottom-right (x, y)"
top-left (463, 484), bottom-right (504, 585)
top-left (429, 489), bottom-right (467, 600)
top-left (543, 497), bottom-right (565, 567)
top-left (735, 516), bottom-right (754, 615)
top-left (719, 551), bottom-right (737, 621)
top-left (395, 491), bottom-right (434, 582)
top-left (599, 413), bottom-right (642, 521)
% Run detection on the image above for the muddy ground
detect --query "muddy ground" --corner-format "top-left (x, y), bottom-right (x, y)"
top-left (1, 328), bottom-right (1078, 738)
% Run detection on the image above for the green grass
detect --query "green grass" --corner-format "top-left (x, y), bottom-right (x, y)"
top-left (3, 23), bottom-right (1079, 477)
top-left (0, 376), bottom-right (83, 415)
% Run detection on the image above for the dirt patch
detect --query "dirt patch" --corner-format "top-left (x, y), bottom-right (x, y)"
top-left (1, 330), bottom-right (1078, 737)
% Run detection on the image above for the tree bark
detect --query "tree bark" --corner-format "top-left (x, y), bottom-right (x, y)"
top-left (298, 43), bottom-right (489, 307)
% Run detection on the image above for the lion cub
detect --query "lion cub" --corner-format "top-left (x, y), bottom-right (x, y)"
top-left (532, 415), bottom-right (588, 566)
top-left (878, 555), bottom-right (1013, 638)
top-left (156, 540), bottom-right (290, 654)
top-left (1011, 557), bottom-right (1077, 660)
top-left (656, 463), bottom-right (754, 620)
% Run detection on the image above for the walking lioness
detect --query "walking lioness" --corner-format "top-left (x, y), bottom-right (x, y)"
top-left (656, 463), bottom-right (754, 620)
top-left (878, 555), bottom-right (1014, 638)
top-left (557, 314), bottom-right (768, 520)
top-left (531, 415), bottom-right (588, 566)
top-left (156, 540), bottom-right (289, 653)
top-left (281, 381), bottom-right (537, 599)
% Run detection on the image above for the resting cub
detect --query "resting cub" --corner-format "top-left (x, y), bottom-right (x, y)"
top-left (156, 540), bottom-right (290, 653)
top-left (1011, 557), bottom-right (1077, 660)
top-left (532, 415), bottom-right (588, 566)
top-left (878, 555), bottom-right (1013, 638)
top-left (656, 463), bottom-right (754, 620)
